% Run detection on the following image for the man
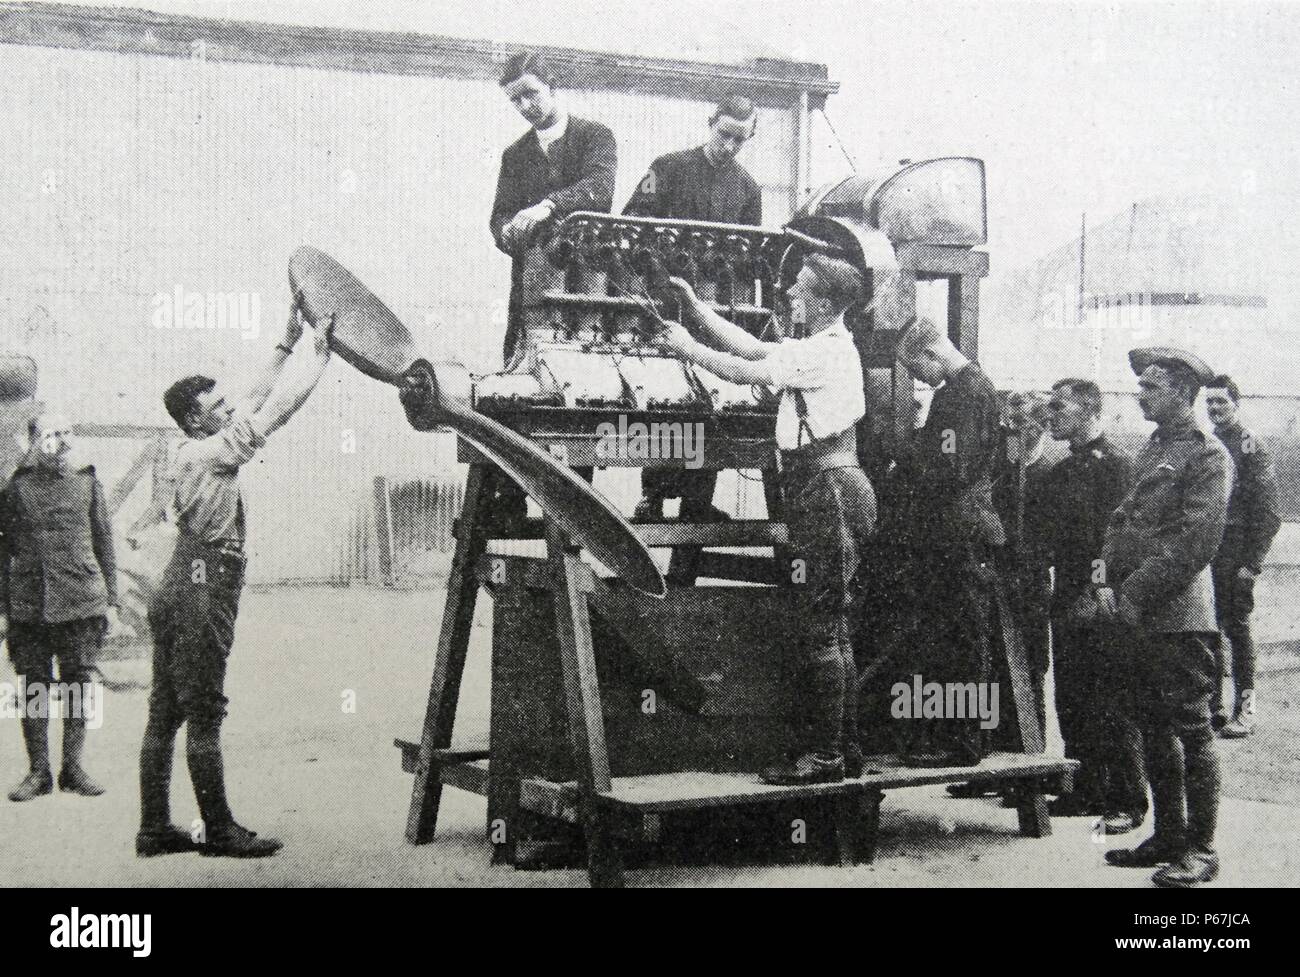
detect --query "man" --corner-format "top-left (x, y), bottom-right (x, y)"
top-left (1101, 348), bottom-right (1230, 888)
top-left (625, 94), bottom-right (763, 525)
top-left (1039, 379), bottom-right (1146, 833)
top-left (136, 304), bottom-right (332, 858)
top-left (488, 52), bottom-right (616, 525)
top-left (889, 317), bottom-right (1005, 766)
top-left (0, 414), bottom-right (118, 802)
top-left (1205, 374), bottom-right (1281, 737)
top-left (490, 51), bottom-right (617, 370)
top-left (657, 250), bottom-right (876, 784)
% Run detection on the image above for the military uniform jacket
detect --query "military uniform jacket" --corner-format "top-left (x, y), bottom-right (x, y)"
top-left (0, 463), bottom-right (118, 623)
top-left (1101, 415), bottom-right (1231, 633)
top-left (623, 147), bottom-right (762, 225)
top-left (1037, 434), bottom-right (1134, 604)
top-left (1214, 421), bottom-right (1282, 573)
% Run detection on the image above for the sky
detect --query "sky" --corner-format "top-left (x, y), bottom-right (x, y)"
top-left (85, 0), bottom-right (1300, 276)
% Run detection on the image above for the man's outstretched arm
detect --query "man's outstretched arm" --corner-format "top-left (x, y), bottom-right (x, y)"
top-left (666, 277), bottom-right (776, 361)
top-left (244, 301), bottom-right (307, 412)
top-left (251, 314), bottom-right (334, 438)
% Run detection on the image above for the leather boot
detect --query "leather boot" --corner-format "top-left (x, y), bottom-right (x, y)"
top-left (1142, 724), bottom-right (1188, 846)
top-left (9, 718), bottom-right (53, 802)
top-left (1183, 733), bottom-right (1220, 854)
top-left (58, 718), bottom-right (104, 796)
top-left (139, 713), bottom-right (181, 832)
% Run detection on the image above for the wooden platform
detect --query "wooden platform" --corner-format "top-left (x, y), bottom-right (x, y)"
top-left (396, 739), bottom-right (1076, 871)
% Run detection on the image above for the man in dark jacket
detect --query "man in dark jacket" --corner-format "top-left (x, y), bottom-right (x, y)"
top-left (1039, 379), bottom-right (1146, 833)
top-left (1205, 374), bottom-right (1281, 737)
top-left (490, 51), bottom-right (617, 370)
top-left (888, 317), bottom-right (1005, 766)
top-left (623, 94), bottom-right (763, 525)
top-left (1101, 348), bottom-right (1231, 888)
top-left (0, 413), bottom-right (118, 802)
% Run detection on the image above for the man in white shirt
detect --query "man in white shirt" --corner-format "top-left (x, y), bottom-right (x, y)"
top-left (658, 252), bottom-right (876, 784)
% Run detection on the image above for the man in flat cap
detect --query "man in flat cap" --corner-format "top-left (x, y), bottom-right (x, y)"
top-left (1099, 348), bottom-right (1231, 887)
top-left (1204, 374), bottom-right (1281, 738)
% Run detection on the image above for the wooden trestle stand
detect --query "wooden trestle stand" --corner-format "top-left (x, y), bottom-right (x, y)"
top-left (395, 217), bottom-right (1076, 888)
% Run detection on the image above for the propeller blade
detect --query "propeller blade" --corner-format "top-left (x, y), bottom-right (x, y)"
top-left (434, 390), bottom-right (665, 598)
top-left (289, 245), bottom-right (420, 384)
top-left (288, 247), bottom-right (667, 598)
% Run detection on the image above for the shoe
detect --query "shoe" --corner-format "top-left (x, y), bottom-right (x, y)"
top-left (632, 497), bottom-right (663, 523)
top-left (7, 769), bottom-right (53, 802)
top-left (690, 504), bottom-right (732, 524)
top-left (58, 766), bottom-right (105, 797)
top-left (946, 782), bottom-right (1001, 799)
top-left (200, 822), bottom-right (283, 858)
top-left (136, 825), bottom-right (202, 857)
top-left (1102, 811), bottom-right (1145, 835)
top-left (1152, 848), bottom-right (1219, 888)
top-left (1105, 836), bottom-right (1185, 868)
top-left (1220, 715), bottom-right (1254, 739)
top-left (1048, 795), bottom-right (1103, 817)
top-left (760, 752), bottom-right (844, 786)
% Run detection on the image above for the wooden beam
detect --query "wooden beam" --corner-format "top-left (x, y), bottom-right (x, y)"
top-left (0, 2), bottom-right (837, 107)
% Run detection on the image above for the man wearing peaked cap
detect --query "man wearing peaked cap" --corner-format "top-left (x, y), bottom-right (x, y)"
top-left (1127, 347), bottom-right (1215, 385)
top-left (1099, 345), bottom-right (1231, 887)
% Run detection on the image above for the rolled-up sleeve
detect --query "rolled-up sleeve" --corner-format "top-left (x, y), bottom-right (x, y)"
top-left (763, 339), bottom-right (828, 392)
top-left (186, 412), bottom-right (266, 471)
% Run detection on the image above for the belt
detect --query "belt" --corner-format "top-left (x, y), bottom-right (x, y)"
top-left (780, 429), bottom-right (860, 478)
top-left (175, 532), bottom-right (246, 563)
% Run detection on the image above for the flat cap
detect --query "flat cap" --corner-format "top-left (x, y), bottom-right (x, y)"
top-left (1128, 346), bottom-right (1215, 384)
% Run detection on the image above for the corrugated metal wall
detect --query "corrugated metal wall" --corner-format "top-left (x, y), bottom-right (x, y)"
top-left (0, 40), bottom-right (801, 583)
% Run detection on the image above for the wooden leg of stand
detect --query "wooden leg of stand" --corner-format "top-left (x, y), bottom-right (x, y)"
top-left (992, 577), bottom-right (1046, 754)
top-left (1016, 779), bottom-right (1052, 838)
top-left (405, 464), bottom-right (493, 845)
top-left (545, 518), bottom-right (623, 888)
top-left (861, 790), bottom-right (884, 864)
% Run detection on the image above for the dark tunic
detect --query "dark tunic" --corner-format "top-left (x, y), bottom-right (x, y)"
top-left (901, 362), bottom-right (1006, 551)
top-left (489, 116), bottom-right (617, 366)
top-left (623, 146), bottom-right (762, 225)
top-left (1037, 434), bottom-right (1134, 603)
top-left (0, 463), bottom-right (117, 624)
top-left (1037, 435), bottom-right (1144, 814)
top-left (1212, 420), bottom-right (1281, 574)
top-left (1102, 415), bottom-right (1231, 633)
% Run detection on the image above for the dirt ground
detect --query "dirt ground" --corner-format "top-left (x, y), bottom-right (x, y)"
top-left (0, 584), bottom-right (1296, 888)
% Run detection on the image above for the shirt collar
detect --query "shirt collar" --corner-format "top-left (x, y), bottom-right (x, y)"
top-left (1154, 413), bottom-right (1201, 441)
top-left (1214, 419), bottom-right (1243, 441)
top-left (534, 109), bottom-right (569, 145)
